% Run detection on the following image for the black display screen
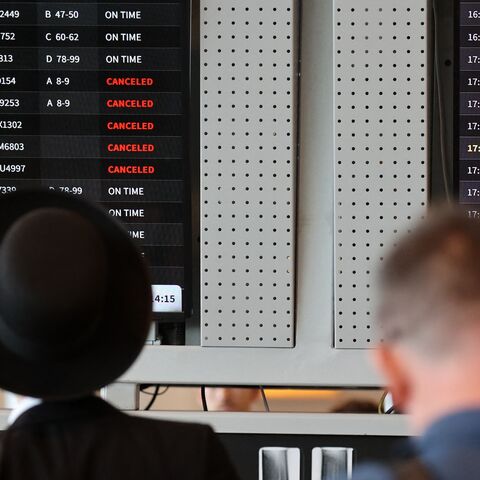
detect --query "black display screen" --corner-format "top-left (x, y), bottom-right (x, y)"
top-left (0, 1), bottom-right (192, 316)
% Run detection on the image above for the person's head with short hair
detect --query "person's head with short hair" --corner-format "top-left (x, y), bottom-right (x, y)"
top-left (373, 207), bottom-right (480, 432)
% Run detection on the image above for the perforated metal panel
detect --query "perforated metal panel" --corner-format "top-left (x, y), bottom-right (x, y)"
top-left (334, 0), bottom-right (429, 348)
top-left (200, 0), bottom-right (298, 348)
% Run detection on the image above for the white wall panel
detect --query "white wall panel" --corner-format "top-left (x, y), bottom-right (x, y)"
top-left (200, 0), bottom-right (298, 347)
top-left (334, 0), bottom-right (429, 348)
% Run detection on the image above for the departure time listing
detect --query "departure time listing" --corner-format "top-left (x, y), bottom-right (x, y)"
top-left (0, 1), bottom-right (189, 314)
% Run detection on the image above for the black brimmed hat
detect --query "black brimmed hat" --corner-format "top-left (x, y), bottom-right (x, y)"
top-left (0, 191), bottom-right (152, 399)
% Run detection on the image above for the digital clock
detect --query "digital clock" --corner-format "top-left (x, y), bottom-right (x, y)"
top-left (152, 285), bottom-right (182, 313)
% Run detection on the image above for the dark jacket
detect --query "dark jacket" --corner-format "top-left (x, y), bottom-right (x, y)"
top-left (0, 396), bottom-right (239, 480)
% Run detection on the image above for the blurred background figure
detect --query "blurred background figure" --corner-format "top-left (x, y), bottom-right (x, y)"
top-left (353, 208), bottom-right (480, 479)
top-left (330, 399), bottom-right (378, 414)
top-left (202, 388), bottom-right (260, 412)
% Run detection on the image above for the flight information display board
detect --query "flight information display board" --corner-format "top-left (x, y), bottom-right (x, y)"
top-left (0, 1), bottom-right (192, 316)
top-left (457, 1), bottom-right (480, 216)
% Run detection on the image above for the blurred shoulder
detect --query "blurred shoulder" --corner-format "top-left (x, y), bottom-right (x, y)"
top-left (115, 413), bottom-right (239, 479)
top-left (353, 462), bottom-right (395, 480)
top-left (119, 412), bottom-right (214, 439)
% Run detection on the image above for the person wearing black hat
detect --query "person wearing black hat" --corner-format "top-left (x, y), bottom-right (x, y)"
top-left (0, 191), bottom-right (239, 480)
